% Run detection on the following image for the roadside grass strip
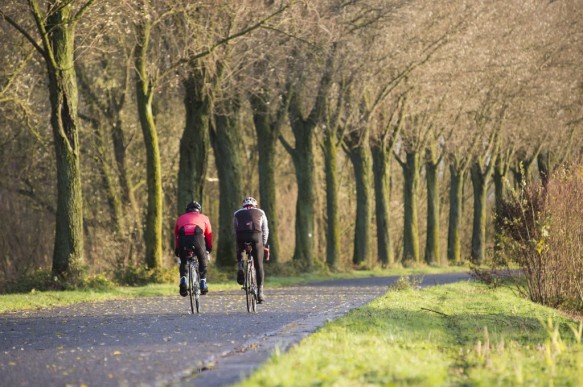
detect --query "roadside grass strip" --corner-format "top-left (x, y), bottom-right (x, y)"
top-left (0, 267), bottom-right (467, 313)
top-left (240, 281), bottom-right (583, 386)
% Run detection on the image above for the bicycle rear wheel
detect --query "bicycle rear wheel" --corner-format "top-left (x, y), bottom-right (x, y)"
top-left (188, 263), bottom-right (200, 314)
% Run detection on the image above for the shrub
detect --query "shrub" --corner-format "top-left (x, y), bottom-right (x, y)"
top-left (494, 167), bottom-right (583, 312)
top-left (113, 264), bottom-right (174, 286)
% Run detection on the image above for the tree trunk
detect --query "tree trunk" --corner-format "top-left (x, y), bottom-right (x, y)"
top-left (322, 131), bottom-right (340, 269)
top-left (178, 72), bottom-right (209, 215)
top-left (371, 143), bottom-right (394, 266)
top-left (210, 103), bottom-right (243, 269)
top-left (447, 163), bottom-right (464, 263)
top-left (76, 68), bottom-right (125, 236)
top-left (493, 158), bottom-right (507, 217)
top-left (42, 5), bottom-right (85, 279)
top-left (470, 161), bottom-right (489, 264)
top-left (287, 121), bottom-right (315, 271)
top-left (348, 138), bottom-right (373, 265)
top-left (401, 151), bottom-right (420, 262)
top-left (135, 19), bottom-right (163, 269)
top-left (424, 145), bottom-right (440, 265)
top-left (250, 95), bottom-right (281, 264)
top-left (493, 153), bottom-right (511, 255)
top-left (111, 107), bottom-right (142, 262)
top-left (92, 120), bottom-right (125, 235)
top-left (537, 150), bottom-right (551, 191)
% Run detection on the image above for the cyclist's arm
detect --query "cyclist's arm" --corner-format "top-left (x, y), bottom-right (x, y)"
top-left (261, 212), bottom-right (269, 245)
top-left (204, 216), bottom-right (213, 253)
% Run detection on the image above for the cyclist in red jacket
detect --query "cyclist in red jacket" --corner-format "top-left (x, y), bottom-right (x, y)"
top-left (233, 196), bottom-right (269, 302)
top-left (174, 201), bottom-right (212, 297)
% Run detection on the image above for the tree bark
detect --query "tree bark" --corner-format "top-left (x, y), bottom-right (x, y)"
top-left (210, 101), bottom-right (243, 269)
top-left (178, 71), bottom-right (209, 215)
top-left (134, 18), bottom-right (163, 269)
top-left (250, 95), bottom-right (282, 264)
top-left (424, 145), bottom-right (440, 265)
top-left (322, 130), bottom-right (341, 269)
top-left (493, 151), bottom-right (512, 255)
top-left (347, 137), bottom-right (373, 265)
top-left (371, 143), bottom-right (394, 266)
top-left (34, 3), bottom-right (87, 279)
top-left (470, 160), bottom-right (493, 264)
top-left (284, 116), bottom-right (315, 271)
top-left (447, 163), bottom-right (464, 263)
top-left (399, 151), bottom-right (420, 262)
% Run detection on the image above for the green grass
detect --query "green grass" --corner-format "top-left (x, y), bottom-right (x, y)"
top-left (0, 266), bottom-right (467, 313)
top-left (239, 280), bottom-right (583, 386)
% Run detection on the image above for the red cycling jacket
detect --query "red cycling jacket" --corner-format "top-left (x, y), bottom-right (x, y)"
top-left (174, 212), bottom-right (213, 252)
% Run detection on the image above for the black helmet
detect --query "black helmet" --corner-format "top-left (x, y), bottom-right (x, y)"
top-left (186, 201), bottom-right (202, 213)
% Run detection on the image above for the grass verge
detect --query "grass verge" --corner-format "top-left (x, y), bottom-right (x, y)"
top-left (0, 266), bottom-right (467, 313)
top-left (239, 280), bottom-right (583, 386)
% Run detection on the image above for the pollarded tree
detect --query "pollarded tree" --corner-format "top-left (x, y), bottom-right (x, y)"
top-left (424, 128), bottom-right (445, 265)
top-left (128, 0), bottom-right (288, 270)
top-left (370, 96), bottom-right (406, 266)
top-left (343, 118), bottom-right (373, 266)
top-left (279, 27), bottom-right (336, 270)
top-left (208, 61), bottom-right (245, 269)
top-left (394, 105), bottom-right (435, 264)
top-left (243, 13), bottom-right (293, 264)
top-left (178, 68), bottom-right (210, 215)
top-left (2, 0), bottom-right (99, 280)
top-left (469, 101), bottom-right (504, 264)
top-left (248, 71), bottom-right (287, 265)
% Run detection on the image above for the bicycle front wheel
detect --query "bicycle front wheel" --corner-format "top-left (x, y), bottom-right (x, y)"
top-left (245, 262), bottom-right (255, 313)
top-left (246, 261), bottom-right (257, 313)
top-left (194, 267), bottom-right (200, 314)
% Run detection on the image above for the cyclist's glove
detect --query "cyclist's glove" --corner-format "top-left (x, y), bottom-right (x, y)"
top-left (174, 247), bottom-right (180, 257)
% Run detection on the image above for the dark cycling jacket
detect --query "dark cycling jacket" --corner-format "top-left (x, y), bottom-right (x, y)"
top-left (174, 212), bottom-right (213, 252)
top-left (233, 207), bottom-right (269, 245)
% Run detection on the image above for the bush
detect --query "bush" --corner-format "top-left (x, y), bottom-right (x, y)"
top-left (495, 167), bottom-right (583, 312)
top-left (113, 264), bottom-right (174, 286)
top-left (3, 266), bottom-right (116, 293)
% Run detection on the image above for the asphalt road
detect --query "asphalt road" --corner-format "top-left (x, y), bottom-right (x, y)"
top-left (0, 272), bottom-right (471, 387)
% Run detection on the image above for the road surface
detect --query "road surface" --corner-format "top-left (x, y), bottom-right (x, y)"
top-left (0, 272), bottom-right (471, 386)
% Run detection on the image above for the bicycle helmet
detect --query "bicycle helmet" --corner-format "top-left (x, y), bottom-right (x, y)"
top-left (186, 201), bottom-right (202, 213)
top-left (242, 196), bottom-right (257, 208)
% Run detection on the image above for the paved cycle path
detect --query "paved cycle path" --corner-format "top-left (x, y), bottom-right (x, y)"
top-left (0, 272), bottom-right (471, 387)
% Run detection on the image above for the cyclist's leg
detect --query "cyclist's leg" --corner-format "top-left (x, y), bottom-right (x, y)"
top-left (193, 232), bottom-right (207, 278)
top-left (253, 240), bottom-right (265, 288)
top-left (178, 252), bottom-right (188, 297)
top-left (251, 234), bottom-right (265, 302)
top-left (190, 231), bottom-right (208, 293)
top-left (235, 235), bottom-right (246, 285)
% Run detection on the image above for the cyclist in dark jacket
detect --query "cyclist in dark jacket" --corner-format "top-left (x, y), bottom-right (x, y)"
top-left (174, 201), bottom-right (212, 297)
top-left (233, 196), bottom-right (269, 302)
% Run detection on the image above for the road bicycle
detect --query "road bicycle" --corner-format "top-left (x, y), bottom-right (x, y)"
top-left (243, 242), bottom-right (258, 313)
top-left (186, 250), bottom-right (201, 314)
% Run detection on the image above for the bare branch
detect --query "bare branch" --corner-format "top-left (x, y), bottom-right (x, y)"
top-left (1, 10), bottom-right (45, 57)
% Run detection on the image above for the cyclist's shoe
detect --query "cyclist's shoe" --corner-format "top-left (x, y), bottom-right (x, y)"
top-left (200, 279), bottom-right (208, 295)
top-left (257, 286), bottom-right (265, 303)
top-left (237, 269), bottom-right (245, 285)
top-left (179, 276), bottom-right (188, 297)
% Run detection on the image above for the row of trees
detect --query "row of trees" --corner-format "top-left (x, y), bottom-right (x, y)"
top-left (1, 0), bottom-right (581, 286)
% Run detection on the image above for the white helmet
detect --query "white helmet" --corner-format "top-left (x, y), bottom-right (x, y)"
top-left (242, 196), bottom-right (257, 208)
